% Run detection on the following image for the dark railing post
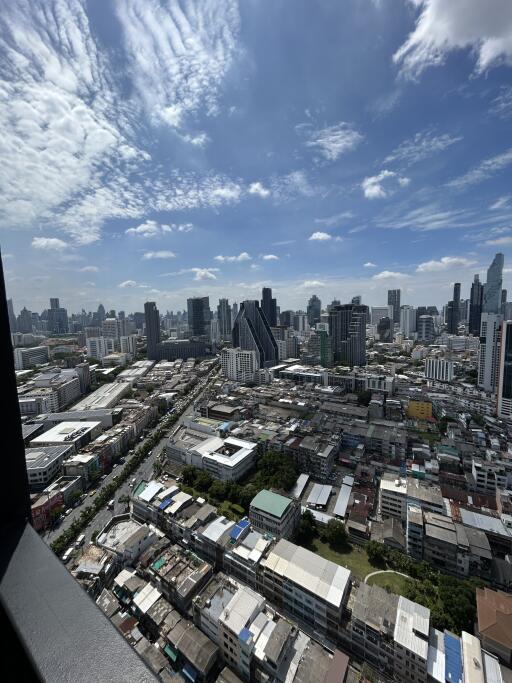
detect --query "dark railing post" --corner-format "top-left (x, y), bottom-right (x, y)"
top-left (0, 249), bottom-right (32, 527)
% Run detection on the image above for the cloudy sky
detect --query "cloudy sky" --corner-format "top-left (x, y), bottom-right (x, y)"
top-left (1, 0), bottom-right (512, 315)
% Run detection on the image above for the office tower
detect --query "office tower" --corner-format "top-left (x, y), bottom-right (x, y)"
top-left (351, 296), bottom-right (362, 305)
top-left (17, 307), bottom-right (33, 334)
top-left (502, 289), bottom-right (508, 316)
top-left (86, 337), bottom-right (108, 360)
top-left (232, 300), bottom-right (278, 367)
top-left (144, 301), bottom-right (160, 360)
top-left (302, 330), bottom-right (333, 368)
top-left (446, 282), bottom-right (461, 335)
top-left (217, 298), bottom-right (232, 340)
top-left (482, 253), bottom-right (504, 313)
top-left (7, 298), bottom-right (17, 333)
top-left (400, 305), bottom-right (416, 337)
top-left (469, 274), bottom-right (483, 336)
top-left (377, 317), bottom-right (392, 342)
top-left (497, 320), bottom-right (512, 418)
top-left (425, 357), bottom-right (454, 382)
top-left (50, 298), bottom-right (59, 310)
top-left (417, 315), bottom-right (435, 343)
top-left (293, 312), bottom-right (308, 333)
top-left (187, 297), bottom-right (211, 337)
top-left (231, 302), bottom-right (238, 323)
top-left (280, 310), bottom-right (294, 328)
top-left (261, 287), bottom-right (277, 327)
top-left (478, 313), bottom-right (502, 393)
top-left (133, 312), bottom-right (145, 330)
top-left (306, 294), bottom-right (322, 327)
top-left (327, 299), bottom-right (341, 314)
top-left (102, 317), bottom-right (120, 339)
top-left (97, 304), bottom-right (106, 323)
top-left (371, 305), bottom-right (394, 325)
top-left (387, 289), bottom-right (401, 324)
top-left (328, 304), bottom-right (367, 367)
top-left (47, 297), bottom-right (68, 334)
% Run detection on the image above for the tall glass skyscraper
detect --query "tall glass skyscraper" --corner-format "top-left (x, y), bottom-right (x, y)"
top-left (482, 253), bottom-right (504, 314)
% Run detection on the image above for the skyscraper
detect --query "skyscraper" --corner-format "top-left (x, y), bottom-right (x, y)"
top-left (47, 297), bottom-right (69, 334)
top-left (351, 296), bottom-right (362, 305)
top-left (478, 313), bottom-right (502, 393)
top-left (446, 282), bottom-right (461, 335)
top-left (7, 298), bottom-right (17, 333)
top-left (482, 253), bottom-right (504, 314)
top-left (187, 297), bottom-right (211, 337)
top-left (217, 298), bottom-right (232, 340)
top-left (306, 294), bottom-right (322, 326)
top-left (144, 301), bottom-right (160, 360)
top-left (377, 316), bottom-right (392, 342)
top-left (399, 305), bottom-right (416, 337)
top-left (417, 315), bottom-right (435, 343)
top-left (231, 302), bottom-right (239, 324)
top-left (469, 274), bottom-right (483, 337)
top-left (328, 304), bottom-right (367, 367)
top-left (497, 320), bottom-right (512, 419)
top-left (232, 300), bottom-right (278, 367)
top-left (387, 289), bottom-right (401, 324)
top-left (261, 287), bottom-right (277, 327)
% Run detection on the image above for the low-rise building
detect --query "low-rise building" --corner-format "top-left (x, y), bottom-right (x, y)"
top-left (97, 515), bottom-right (158, 566)
top-left (476, 588), bottom-right (512, 666)
top-left (249, 490), bottom-right (300, 540)
top-left (29, 420), bottom-right (102, 453)
top-left (25, 444), bottom-right (73, 491)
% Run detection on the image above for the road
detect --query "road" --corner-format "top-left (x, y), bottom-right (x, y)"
top-left (45, 367), bottom-right (218, 549)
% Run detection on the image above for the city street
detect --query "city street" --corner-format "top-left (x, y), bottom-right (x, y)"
top-left (46, 367), bottom-right (218, 550)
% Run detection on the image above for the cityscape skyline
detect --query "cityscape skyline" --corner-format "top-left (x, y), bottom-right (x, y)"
top-left (2, 2), bottom-right (512, 311)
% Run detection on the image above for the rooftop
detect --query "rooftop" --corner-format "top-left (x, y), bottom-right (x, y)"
top-left (250, 490), bottom-right (292, 519)
top-left (30, 421), bottom-right (101, 444)
top-left (394, 596), bottom-right (430, 660)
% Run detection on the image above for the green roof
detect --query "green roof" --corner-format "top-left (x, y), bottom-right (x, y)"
top-left (250, 489), bottom-right (291, 518)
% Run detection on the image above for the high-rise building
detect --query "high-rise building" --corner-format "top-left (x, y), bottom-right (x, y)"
top-left (97, 304), bottom-right (106, 324)
top-left (102, 317), bottom-right (120, 339)
top-left (478, 313), bottom-right (502, 393)
top-left (399, 305), bottom-right (416, 337)
top-left (351, 296), bottom-right (362, 305)
top-left (446, 282), bottom-right (461, 335)
top-left (387, 289), bottom-right (401, 324)
top-left (261, 287), bottom-right (277, 327)
top-left (50, 298), bottom-right (59, 310)
top-left (482, 253), bottom-right (504, 314)
top-left (292, 312), bottom-right (308, 333)
top-left (279, 310), bottom-right (294, 328)
top-left (306, 294), bottom-right (322, 327)
top-left (217, 298), bottom-right (232, 340)
top-left (232, 300), bottom-right (278, 368)
top-left (469, 274), bottom-right (483, 336)
top-left (417, 315), bottom-right (435, 343)
top-left (231, 302), bottom-right (238, 324)
top-left (377, 317), bottom-right (392, 342)
top-left (187, 297), bottom-right (211, 337)
top-left (371, 305), bottom-right (394, 325)
top-left (221, 348), bottom-right (259, 382)
top-left (425, 357), bottom-right (454, 382)
top-left (144, 301), bottom-right (161, 360)
top-left (328, 304), bottom-right (367, 367)
top-left (47, 297), bottom-right (68, 334)
top-left (17, 307), bottom-right (33, 334)
top-left (497, 320), bottom-right (512, 419)
top-left (303, 330), bottom-right (333, 367)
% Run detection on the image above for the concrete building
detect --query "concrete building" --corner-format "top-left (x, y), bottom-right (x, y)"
top-left (220, 347), bottom-right (259, 383)
top-left (417, 315), bottom-right (435, 343)
top-left (232, 300), bottom-right (278, 368)
top-left (497, 319), bottom-right (512, 419)
top-left (478, 313), bottom-right (502, 393)
top-left (400, 305), bottom-right (416, 337)
top-left (259, 538), bottom-right (351, 642)
top-left (476, 588), bottom-right (512, 666)
top-left (329, 304), bottom-right (367, 367)
top-left (249, 490), bottom-right (300, 540)
top-left (97, 515), bottom-right (157, 566)
top-left (393, 596), bottom-right (429, 683)
top-left (29, 420), bottom-right (102, 453)
top-left (25, 444), bottom-right (74, 491)
top-left (71, 381), bottom-right (131, 411)
top-left (13, 345), bottom-right (49, 370)
top-left (425, 357), bottom-right (454, 383)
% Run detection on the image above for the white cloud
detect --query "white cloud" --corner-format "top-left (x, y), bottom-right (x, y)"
top-left (301, 280), bottom-right (325, 287)
top-left (126, 220), bottom-right (172, 237)
top-left (372, 270), bottom-right (409, 280)
top-left (214, 252), bottom-right (251, 262)
top-left (362, 170), bottom-right (410, 199)
top-left (31, 237), bottom-right (69, 251)
top-left (491, 86), bottom-right (512, 119)
top-left (315, 212), bottom-right (354, 227)
top-left (394, 0), bottom-right (512, 79)
top-left (300, 121), bottom-right (363, 161)
top-left (248, 182), bottom-right (270, 198)
top-left (262, 254), bottom-right (279, 261)
top-left (416, 256), bottom-right (477, 272)
top-left (211, 184), bottom-right (242, 202)
top-left (118, 280), bottom-right (137, 288)
top-left (448, 148), bottom-right (512, 190)
top-left (79, 265), bottom-right (99, 272)
top-left (190, 268), bottom-right (218, 281)
top-left (271, 170), bottom-right (316, 199)
top-left (142, 250), bottom-right (176, 260)
top-left (384, 129), bottom-right (462, 166)
top-left (309, 231), bottom-right (332, 241)
top-left (490, 196), bottom-right (511, 210)
top-left (364, 262), bottom-right (377, 268)
top-left (485, 235), bottom-right (512, 246)
top-left (116, 1), bottom-right (240, 127)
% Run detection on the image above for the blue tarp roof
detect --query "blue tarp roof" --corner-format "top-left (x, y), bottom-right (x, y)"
top-left (444, 632), bottom-right (462, 683)
top-left (239, 627), bottom-right (252, 643)
top-left (159, 496), bottom-right (175, 510)
top-left (230, 518), bottom-right (250, 540)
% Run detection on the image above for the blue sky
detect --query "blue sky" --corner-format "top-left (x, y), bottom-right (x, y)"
top-left (1, 0), bottom-right (512, 314)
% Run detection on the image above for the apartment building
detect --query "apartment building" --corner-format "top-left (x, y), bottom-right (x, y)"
top-left (249, 490), bottom-right (300, 540)
top-left (14, 345), bottom-right (49, 370)
top-left (25, 444), bottom-right (73, 492)
top-left (471, 458), bottom-right (508, 496)
top-left (393, 596), bottom-right (429, 683)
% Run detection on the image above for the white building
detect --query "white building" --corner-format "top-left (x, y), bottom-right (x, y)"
top-left (379, 475), bottom-right (408, 521)
top-left (14, 345), bottom-right (49, 370)
top-left (425, 357), bottom-right (454, 382)
top-left (221, 347), bottom-right (259, 383)
top-left (29, 421), bottom-right (102, 453)
top-left (478, 313), bottom-right (502, 393)
top-left (393, 596), bottom-right (429, 683)
top-left (97, 516), bottom-right (157, 565)
top-left (119, 335), bottom-right (137, 358)
top-left (25, 444), bottom-right (74, 491)
top-left (371, 305), bottom-right (394, 325)
top-left (87, 337), bottom-right (111, 360)
top-left (70, 381), bottom-right (131, 411)
top-left (400, 305), bottom-right (416, 337)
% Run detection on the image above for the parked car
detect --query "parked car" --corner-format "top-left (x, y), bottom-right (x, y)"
top-left (64, 508), bottom-right (72, 516)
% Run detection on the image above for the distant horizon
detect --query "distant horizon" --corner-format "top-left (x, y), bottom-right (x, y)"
top-left (2, 2), bottom-right (512, 312)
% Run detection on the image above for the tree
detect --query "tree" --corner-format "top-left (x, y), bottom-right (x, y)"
top-left (366, 541), bottom-right (388, 567)
top-left (295, 510), bottom-right (317, 547)
top-left (357, 390), bottom-right (372, 407)
top-left (181, 466), bottom-right (198, 487)
top-left (323, 519), bottom-right (349, 550)
top-left (209, 479), bottom-right (229, 502)
top-left (195, 471), bottom-right (213, 493)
